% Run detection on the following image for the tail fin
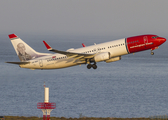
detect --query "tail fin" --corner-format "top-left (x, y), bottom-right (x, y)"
top-left (8, 34), bottom-right (50, 62)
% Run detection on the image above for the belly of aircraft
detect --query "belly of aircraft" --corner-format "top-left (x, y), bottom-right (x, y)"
top-left (20, 58), bottom-right (81, 70)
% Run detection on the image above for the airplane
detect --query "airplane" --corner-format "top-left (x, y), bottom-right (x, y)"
top-left (6, 34), bottom-right (166, 70)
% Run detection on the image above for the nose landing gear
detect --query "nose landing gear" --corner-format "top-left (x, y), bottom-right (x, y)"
top-left (151, 50), bottom-right (154, 55)
top-left (151, 51), bottom-right (154, 55)
top-left (151, 47), bottom-right (159, 55)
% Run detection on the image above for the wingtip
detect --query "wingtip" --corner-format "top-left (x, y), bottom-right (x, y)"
top-left (8, 34), bottom-right (18, 39)
top-left (82, 43), bottom-right (86, 47)
top-left (43, 41), bottom-right (52, 50)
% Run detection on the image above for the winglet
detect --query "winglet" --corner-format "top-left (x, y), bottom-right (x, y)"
top-left (82, 43), bottom-right (86, 47)
top-left (8, 34), bottom-right (18, 39)
top-left (43, 41), bottom-right (52, 50)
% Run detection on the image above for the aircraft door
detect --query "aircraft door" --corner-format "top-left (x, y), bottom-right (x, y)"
top-left (39, 60), bottom-right (43, 67)
top-left (93, 48), bottom-right (97, 53)
top-left (143, 36), bottom-right (148, 48)
top-left (97, 48), bottom-right (101, 53)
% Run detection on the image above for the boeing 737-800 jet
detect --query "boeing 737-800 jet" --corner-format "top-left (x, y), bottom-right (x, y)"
top-left (6, 34), bottom-right (166, 70)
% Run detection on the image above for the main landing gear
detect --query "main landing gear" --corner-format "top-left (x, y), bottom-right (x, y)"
top-left (87, 63), bottom-right (97, 69)
top-left (86, 59), bottom-right (97, 69)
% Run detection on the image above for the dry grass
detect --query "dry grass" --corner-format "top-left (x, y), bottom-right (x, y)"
top-left (3, 116), bottom-right (156, 120)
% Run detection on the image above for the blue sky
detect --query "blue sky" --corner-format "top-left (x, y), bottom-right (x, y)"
top-left (0, 0), bottom-right (168, 37)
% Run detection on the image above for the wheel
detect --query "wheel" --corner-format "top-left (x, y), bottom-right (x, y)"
top-left (92, 64), bottom-right (97, 69)
top-left (87, 64), bottom-right (92, 69)
top-left (151, 52), bottom-right (154, 55)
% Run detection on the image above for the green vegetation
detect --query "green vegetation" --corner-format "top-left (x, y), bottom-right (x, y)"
top-left (3, 116), bottom-right (161, 120)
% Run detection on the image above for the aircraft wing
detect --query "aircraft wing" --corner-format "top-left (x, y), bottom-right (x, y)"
top-left (43, 41), bottom-right (95, 60)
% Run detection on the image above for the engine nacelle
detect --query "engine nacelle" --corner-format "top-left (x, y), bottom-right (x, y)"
top-left (105, 56), bottom-right (121, 63)
top-left (94, 52), bottom-right (110, 62)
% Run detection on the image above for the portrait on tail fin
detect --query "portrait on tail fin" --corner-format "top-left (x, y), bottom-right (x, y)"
top-left (17, 43), bottom-right (32, 61)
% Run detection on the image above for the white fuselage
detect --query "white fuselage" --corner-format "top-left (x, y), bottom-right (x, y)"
top-left (20, 38), bottom-right (128, 69)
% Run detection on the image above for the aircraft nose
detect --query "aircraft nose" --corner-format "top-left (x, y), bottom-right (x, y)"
top-left (161, 37), bottom-right (166, 43)
top-left (163, 37), bottom-right (166, 42)
top-left (158, 37), bottom-right (166, 43)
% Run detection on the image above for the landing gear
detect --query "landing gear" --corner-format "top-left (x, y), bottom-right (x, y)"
top-left (151, 50), bottom-right (154, 55)
top-left (87, 63), bottom-right (97, 69)
top-left (86, 59), bottom-right (97, 69)
top-left (87, 64), bottom-right (92, 69)
top-left (92, 64), bottom-right (97, 69)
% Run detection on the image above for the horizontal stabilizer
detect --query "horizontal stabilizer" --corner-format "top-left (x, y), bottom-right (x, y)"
top-left (6, 62), bottom-right (30, 65)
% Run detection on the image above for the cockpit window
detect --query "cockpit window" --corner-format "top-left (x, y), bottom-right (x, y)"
top-left (152, 36), bottom-right (159, 39)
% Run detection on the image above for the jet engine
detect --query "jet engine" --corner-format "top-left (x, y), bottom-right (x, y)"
top-left (94, 52), bottom-right (110, 62)
top-left (105, 56), bottom-right (121, 63)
